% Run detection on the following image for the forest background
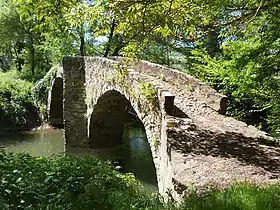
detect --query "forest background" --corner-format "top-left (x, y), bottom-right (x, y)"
top-left (0, 0), bottom-right (279, 137)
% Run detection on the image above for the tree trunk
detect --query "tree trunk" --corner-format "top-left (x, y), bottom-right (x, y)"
top-left (30, 37), bottom-right (35, 75)
top-left (112, 44), bottom-right (125, 56)
top-left (14, 42), bottom-right (24, 72)
top-left (79, 29), bottom-right (86, 56)
top-left (208, 29), bottom-right (220, 58)
top-left (104, 18), bottom-right (116, 57)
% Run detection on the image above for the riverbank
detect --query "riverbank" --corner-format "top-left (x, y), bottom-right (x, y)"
top-left (1, 152), bottom-right (280, 210)
top-left (0, 104), bottom-right (41, 134)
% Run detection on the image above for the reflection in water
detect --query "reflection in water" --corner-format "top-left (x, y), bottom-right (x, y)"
top-left (0, 125), bottom-right (158, 191)
top-left (122, 124), bottom-right (158, 187)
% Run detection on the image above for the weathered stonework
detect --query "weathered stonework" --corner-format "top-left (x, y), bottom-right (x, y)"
top-left (63, 57), bottom-right (88, 147)
top-left (52, 56), bottom-right (280, 201)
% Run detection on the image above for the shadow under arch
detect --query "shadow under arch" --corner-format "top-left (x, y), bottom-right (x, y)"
top-left (49, 77), bottom-right (63, 128)
top-left (89, 90), bottom-right (158, 188)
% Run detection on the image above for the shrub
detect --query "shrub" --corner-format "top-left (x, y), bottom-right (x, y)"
top-left (0, 71), bottom-right (39, 131)
top-left (0, 151), bottom-right (168, 210)
top-left (181, 182), bottom-right (280, 210)
top-left (1, 151), bottom-right (280, 209)
top-left (32, 66), bottom-right (58, 121)
top-left (189, 46), bottom-right (280, 137)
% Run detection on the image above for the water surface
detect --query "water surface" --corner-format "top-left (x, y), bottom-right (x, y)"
top-left (0, 128), bottom-right (64, 157)
top-left (0, 126), bottom-right (158, 191)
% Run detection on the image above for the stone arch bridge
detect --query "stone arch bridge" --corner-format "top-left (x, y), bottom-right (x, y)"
top-left (48, 56), bottom-right (280, 200)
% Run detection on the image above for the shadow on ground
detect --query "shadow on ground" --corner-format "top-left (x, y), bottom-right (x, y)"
top-left (167, 106), bottom-right (280, 175)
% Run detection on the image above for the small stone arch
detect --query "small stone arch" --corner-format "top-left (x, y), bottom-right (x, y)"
top-left (49, 77), bottom-right (63, 128)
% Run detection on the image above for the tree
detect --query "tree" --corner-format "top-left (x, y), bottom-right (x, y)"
top-left (103, 0), bottom-right (280, 136)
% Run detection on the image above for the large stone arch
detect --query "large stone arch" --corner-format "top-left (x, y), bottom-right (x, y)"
top-left (89, 89), bottom-right (137, 148)
top-left (86, 86), bottom-right (161, 152)
top-left (88, 89), bottom-right (158, 185)
top-left (63, 57), bottom-right (171, 196)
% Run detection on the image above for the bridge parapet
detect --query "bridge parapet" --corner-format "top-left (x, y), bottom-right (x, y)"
top-left (111, 57), bottom-right (228, 114)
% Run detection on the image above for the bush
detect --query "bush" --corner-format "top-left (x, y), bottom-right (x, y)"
top-left (0, 71), bottom-right (39, 131)
top-left (1, 151), bottom-right (280, 209)
top-left (0, 151), bottom-right (168, 210)
top-left (189, 46), bottom-right (280, 137)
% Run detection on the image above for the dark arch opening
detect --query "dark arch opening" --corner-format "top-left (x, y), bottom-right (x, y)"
top-left (49, 78), bottom-right (63, 128)
top-left (89, 90), bottom-right (133, 148)
top-left (89, 90), bottom-right (158, 189)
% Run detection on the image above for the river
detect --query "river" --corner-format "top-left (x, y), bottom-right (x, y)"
top-left (0, 125), bottom-right (158, 192)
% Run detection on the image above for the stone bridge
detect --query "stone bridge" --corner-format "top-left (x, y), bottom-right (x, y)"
top-left (48, 56), bottom-right (280, 200)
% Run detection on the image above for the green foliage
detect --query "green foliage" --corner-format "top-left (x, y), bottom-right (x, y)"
top-left (0, 71), bottom-right (36, 131)
top-left (0, 151), bottom-right (168, 210)
top-left (153, 136), bottom-right (160, 149)
top-left (2, 151), bottom-right (280, 209)
top-left (0, 0), bottom-right (53, 79)
top-left (139, 81), bottom-right (159, 111)
top-left (181, 182), bottom-right (280, 210)
top-left (189, 16), bottom-right (280, 136)
top-left (113, 62), bottom-right (129, 85)
top-left (0, 0), bottom-right (97, 82)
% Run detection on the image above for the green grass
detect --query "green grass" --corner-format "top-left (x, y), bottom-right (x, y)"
top-left (0, 150), bottom-right (280, 210)
top-left (181, 183), bottom-right (280, 210)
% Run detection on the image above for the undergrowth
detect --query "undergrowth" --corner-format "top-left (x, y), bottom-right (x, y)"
top-left (0, 71), bottom-right (37, 131)
top-left (1, 151), bottom-right (280, 210)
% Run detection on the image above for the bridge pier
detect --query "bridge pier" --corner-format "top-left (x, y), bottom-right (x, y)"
top-left (63, 57), bottom-right (88, 148)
